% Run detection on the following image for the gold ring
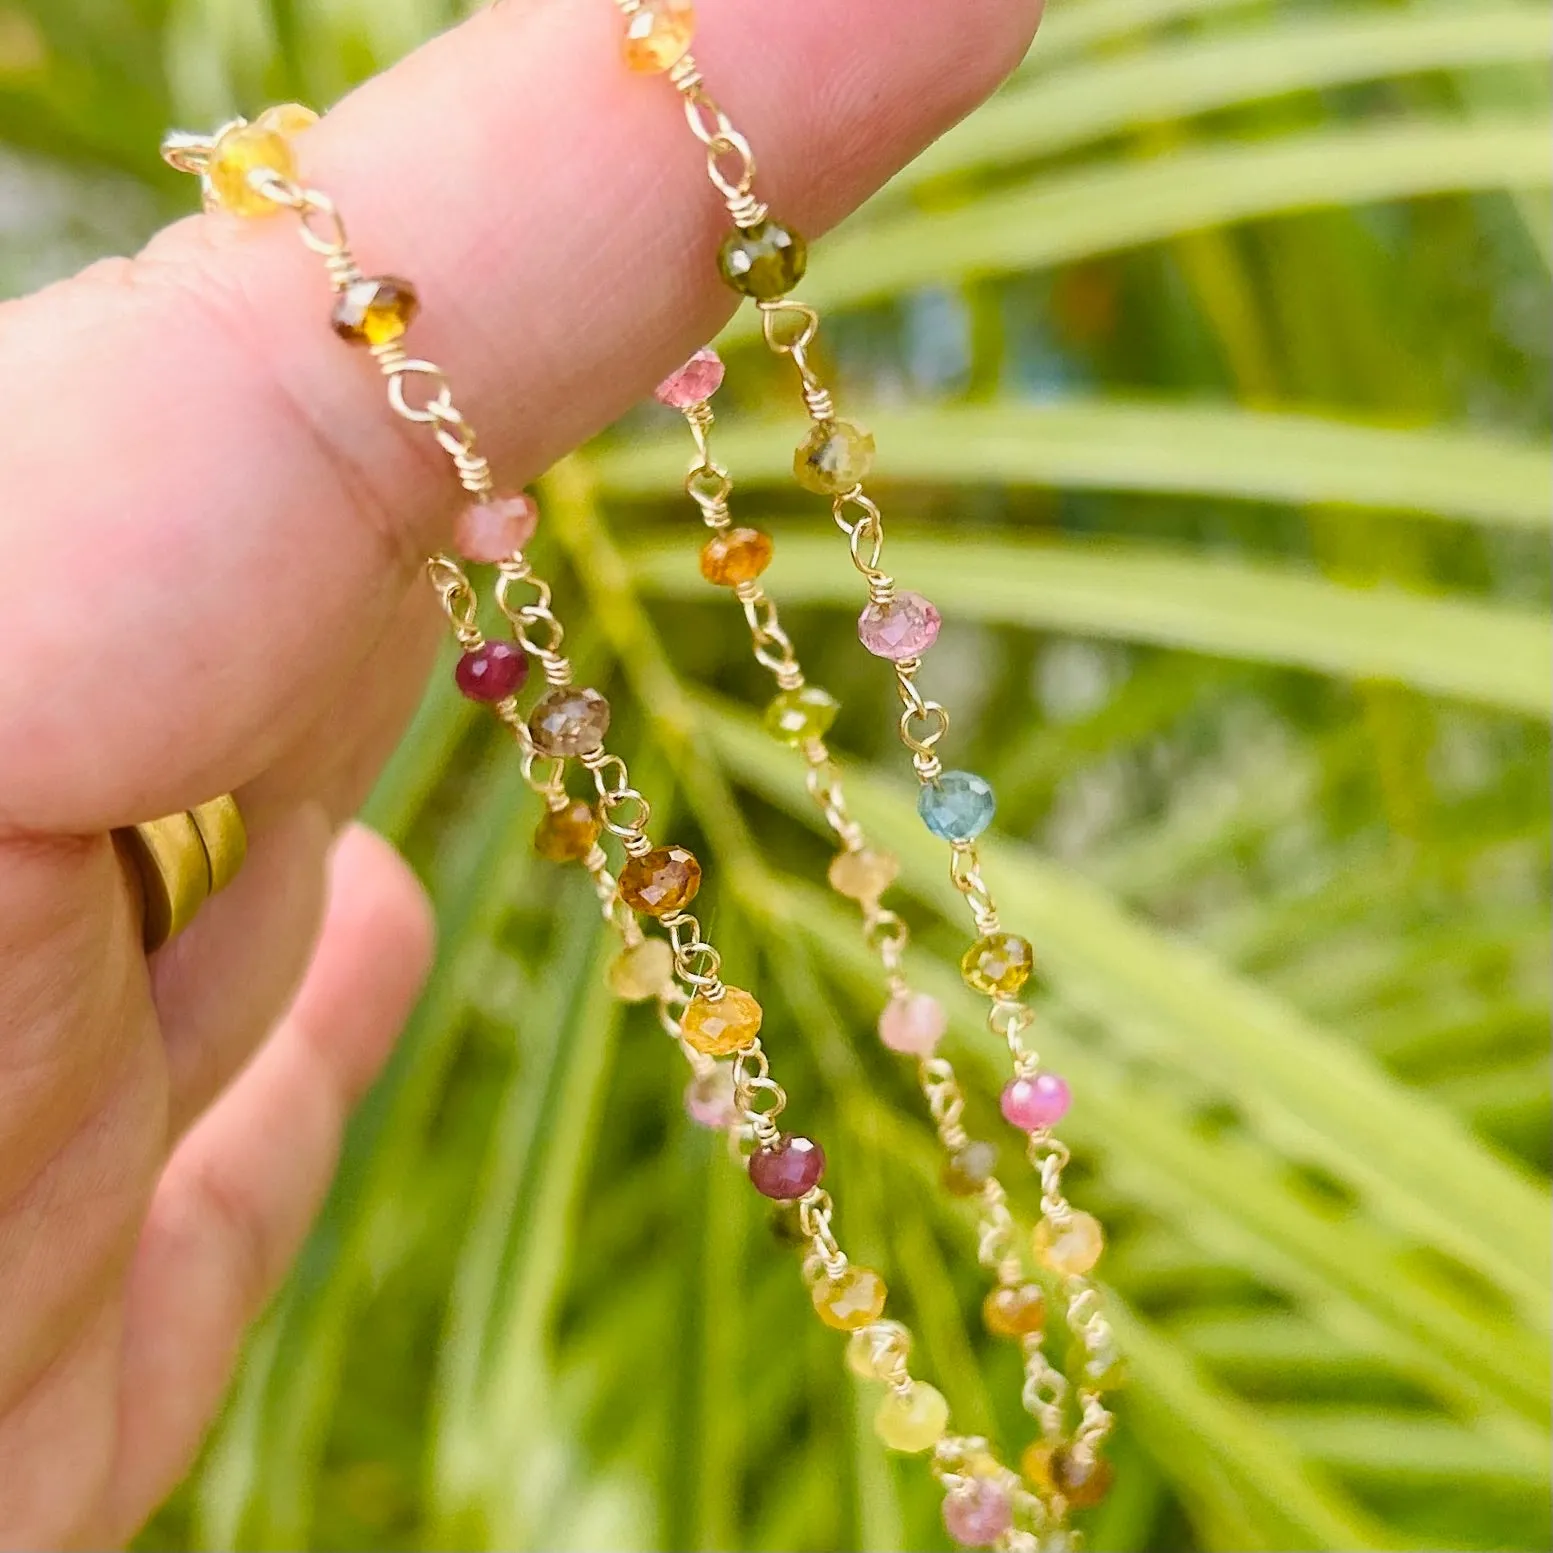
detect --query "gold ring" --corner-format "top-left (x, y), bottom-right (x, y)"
top-left (115, 795), bottom-right (248, 952)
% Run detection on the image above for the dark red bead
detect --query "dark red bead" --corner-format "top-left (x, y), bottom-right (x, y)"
top-left (748, 1134), bottom-right (826, 1200)
top-left (455, 641), bottom-right (528, 702)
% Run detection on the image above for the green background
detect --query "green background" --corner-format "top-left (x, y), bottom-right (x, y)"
top-left (2, 0), bottom-right (1549, 1548)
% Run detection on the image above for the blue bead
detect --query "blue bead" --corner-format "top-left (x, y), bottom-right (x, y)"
top-left (918, 770), bottom-right (996, 841)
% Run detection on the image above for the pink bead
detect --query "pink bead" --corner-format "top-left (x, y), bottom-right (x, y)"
top-left (455, 493), bottom-right (539, 563)
top-left (1001, 1072), bottom-right (1071, 1131)
top-left (877, 992), bottom-right (947, 1057)
top-left (654, 346), bottom-right (725, 409)
top-left (942, 1481), bottom-right (1013, 1548)
top-left (454, 641), bottom-right (529, 703)
top-left (685, 1067), bottom-right (739, 1130)
top-left (748, 1134), bottom-right (826, 1199)
top-left (857, 591), bottom-right (942, 661)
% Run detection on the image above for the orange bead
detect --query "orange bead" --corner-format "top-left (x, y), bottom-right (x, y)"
top-left (1020, 1443), bottom-right (1114, 1509)
top-left (699, 527), bottom-right (773, 586)
top-left (982, 1283), bottom-right (1047, 1339)
top-left (681, 985), bottom-right (763, 1056)
top-left (533, 799), bottom-right (600, 862)
top-left (618, 845), bottom-right (702, 917)
top-left (623, 0), bottom-right (695, 73)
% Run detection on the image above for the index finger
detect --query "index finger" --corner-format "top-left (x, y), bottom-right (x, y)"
top-left (0, 0), bottom-right (1041, 836)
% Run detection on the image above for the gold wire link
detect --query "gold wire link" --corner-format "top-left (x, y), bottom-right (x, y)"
top-left (798, 1187), bottom-right (848, 1280)
top-left (731, 1042), bottom-right (788, 1145)
top-left (494, 559), bottom-right (574, 686)
top-left (663, 910), bottom-right (725, 992)
top-left (679, 83), bottom-right (767, 225)
top-left (948, 842), bottom-right (1002, 935)
top-left (1022, 1339), bottom-right (1070, 1440)
top-left (757, 298), bottom-right (821, 355)
top-left (801, 748), bottom-right (866, 853)
top-left (426, 554), bottom-right (482, 649)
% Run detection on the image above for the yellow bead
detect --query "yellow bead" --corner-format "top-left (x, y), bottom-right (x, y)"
top-left (812, 1266), bottom-right (888, 1332)
top-left (1033, 1210), bottom-right (1104, 1276)
top-left (256, 102), bottom-right (320, 137)
top-left (764, 686), bottom-right (839, 747)
top-left (331, 276), bottom-right (420, 347)
top-left (623, 0), bottom-right (695, 73)
top-left (845, 1320), bottom-right (910, 1381)
top-left (873, 1382), bottom-right (950, 1454)
top-left (207, 124), bottom-right (296, 216)
top-left (607, 939), bottom-right (676, 1003)
top-left (794, 420), bottom-right (875, 496)
top-left (960, 932), bottom-right (1034, 997)
top-left (827, 848), bottom-right (899, 903)
top-left (681, 985), bottom-right (763, 1056)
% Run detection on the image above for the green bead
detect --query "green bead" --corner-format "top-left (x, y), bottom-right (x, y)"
top-left (717, 218), bottom-right (807, 300)
top-left (794, 420), bottom-right (875, 495)
top-left (764, 686), bottom-right (840, 746)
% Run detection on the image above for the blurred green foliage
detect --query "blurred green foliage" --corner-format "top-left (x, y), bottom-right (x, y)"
top-left (2, 0), bottom-right (1549, 1548)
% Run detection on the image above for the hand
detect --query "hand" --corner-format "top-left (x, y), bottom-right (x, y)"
top-left (0, 0), bottom-right (1041, 1543)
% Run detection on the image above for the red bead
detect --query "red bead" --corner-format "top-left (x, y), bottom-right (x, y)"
top-left (455, 641), bottom-right (528, 702)
top-left (748, 1134), bottom-right (826, 1200)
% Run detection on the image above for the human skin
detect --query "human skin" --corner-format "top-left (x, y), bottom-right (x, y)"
top-left (0, 0), bottom-right (1043, 1543)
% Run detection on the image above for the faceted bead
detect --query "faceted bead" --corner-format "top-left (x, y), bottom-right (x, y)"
top-left (622, 0), bottom-right (695, 73)
top-left (607, 937), bottom-right (676, 1002)
top-left (654, 346), bottom-right (724, 408)
top-left (717, 218), bottom-right (808, 300)
top-left (748, 1133), bottom-right (825, 1199)
top-left (330, 275), bottom-right (420, 347)
top-left (962, 932), bottom-right (1034, 997)
top-left (1033, 1210), bottom-right (1105, 1276)
top-left (845, 1320), bottom-right (910, 1381)
top-left (207, 124), bottom-right (296, 216)
top-left (255, 102), bottom-right (320, 138)
top-left (857, 590), bottom-right (942, 661)
top-left (764, 686), bottom-right (839, 747)
top-left (700, 527), bottom-right (774, 587)
top-left (684, 1065), bottom-right (739, 1129)
top-left (877, 992), bottom-right (946, 1057)
top-left (1021, 1444), bottom-right (1114, 1509)
top-left (682, 985), bottom-right (763, 1056)
top-left (942, 1480), bottom-right (1014, 1549)
top-left (528, 686), bottom-right (611, 757)
top-left (454, 640), bottom-right (529, 703)
top-left (618, 845), bottom-right (701, 917)
top-left (455, 493), bottom-right (539, 562)
top-left (794, 420), bottom-right (876, 496)
top-left (919, 770), bottom-right (997, 842)
top-left (873, 1382), bottom-right (949, 1454)
top-left (812, 1265), bottom-right (888, 1331)
top-left (942, 1140), bottom-right (999, 1197)
top-left (1001, 1072), bottom-right (1070, 1131)
top-left (828, 848), bottom-right (898, 903)
top-left (533, 798), bottom-right (600, 862)
top-left (983, 1283), bottom-right (1047, 1339)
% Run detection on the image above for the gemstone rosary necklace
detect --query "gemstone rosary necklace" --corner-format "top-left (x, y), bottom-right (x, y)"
top-left (161, 8), bottom-right (1117, 1545)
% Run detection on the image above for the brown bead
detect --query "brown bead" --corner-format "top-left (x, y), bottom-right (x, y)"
top-left (528, 686), bottom-right (611, 757)
top-left (942, 1140), bottom-right (998, 1197)
top-left (699, 527), bottom-right (773, 586)
top-left (1020, 1443), bottom-right (1114, 1509)
top-left (681, 985), bottom-right (763, 1056)
top-left (533, 799), bottom-right (599, 862)
top-left (330, 276), bottom-right (420, 346)
top-left (618, 845), bottom-right (702, 917)
top-left (983, 1283), bottom-right (1047, 1339)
